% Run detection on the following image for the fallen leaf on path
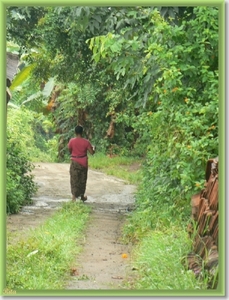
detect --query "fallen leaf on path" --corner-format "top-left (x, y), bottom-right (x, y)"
top-left (70, 268), bottom-right (79, 276)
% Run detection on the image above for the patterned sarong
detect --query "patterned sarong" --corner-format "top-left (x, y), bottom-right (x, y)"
top-left (70, 160), bottom-right (88, 198)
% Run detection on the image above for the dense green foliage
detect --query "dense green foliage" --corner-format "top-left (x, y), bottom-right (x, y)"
top-left (6, 7), bottom-right (46, 50)
top-left (6, 136), bottom-right (36, 214)
top-left (115, 6), bottom-right (218, 236)
top-left (6, 108), bottom-right (36, 214)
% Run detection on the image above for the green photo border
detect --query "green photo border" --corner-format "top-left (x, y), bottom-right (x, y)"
top-left (0, 0), bottom-right (225, 297)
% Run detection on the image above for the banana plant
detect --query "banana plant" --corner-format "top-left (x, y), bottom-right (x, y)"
top-left (7, 40), bottom-right (56, 109)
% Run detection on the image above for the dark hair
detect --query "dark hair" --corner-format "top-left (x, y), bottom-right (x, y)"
top-left (75, 125), bottom-right (83, 135)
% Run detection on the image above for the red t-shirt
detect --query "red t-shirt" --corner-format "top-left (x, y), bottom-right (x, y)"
top-left (68, 137), bottom-right (92, 168)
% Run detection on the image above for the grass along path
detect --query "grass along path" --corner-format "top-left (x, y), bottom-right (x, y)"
top-left (123, 226), bottom-right (205, 290)
top-left (88, 153), bottom-right (143, 185)
top-left (6, 202), bottom-right (90, 292)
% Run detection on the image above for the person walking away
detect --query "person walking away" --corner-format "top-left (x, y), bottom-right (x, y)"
top-left (68, 125), bottom-right (95, 202)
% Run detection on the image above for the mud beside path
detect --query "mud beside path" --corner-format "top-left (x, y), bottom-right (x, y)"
top-left (7, 162), bottom-right (137, 289)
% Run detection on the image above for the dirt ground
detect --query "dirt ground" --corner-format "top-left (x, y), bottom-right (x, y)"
top-left (6, 162), bottom-right (137, 290)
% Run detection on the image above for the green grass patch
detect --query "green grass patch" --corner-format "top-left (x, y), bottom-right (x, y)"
top-left (125, 226), bottom-right (206, 290)
top-left (5, 202), bottom-right (91, 292)
top-left (88, 152), bottom-right (143, 185)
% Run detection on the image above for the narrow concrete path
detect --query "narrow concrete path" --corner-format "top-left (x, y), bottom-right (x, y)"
top-left (67, 211), bottom-right (132, 290)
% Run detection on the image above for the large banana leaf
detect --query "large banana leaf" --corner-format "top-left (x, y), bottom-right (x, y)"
top-left (20, 77), bottom-right (56, 106)
top-left (9, 64), bottom-right (35, 91)
top-left (8, 102), bottom-right (19, 109)
top-left (42, 77), bottom-right (55, 97)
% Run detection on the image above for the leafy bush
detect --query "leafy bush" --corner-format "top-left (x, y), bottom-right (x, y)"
top-left (31, 113), bottom-right (58, 162)
top-left (6, 134), bottom-right (37, 214)
top-left (7, 108), bottom-right (36, 157)
top-left (7, 107), bottom-right (57, 162)
top-left (6, 108), bottom-right (54, 213)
